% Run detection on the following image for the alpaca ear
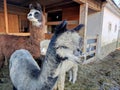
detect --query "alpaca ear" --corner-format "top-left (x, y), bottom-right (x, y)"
top-left (55, 20), bottom-right (67, 35)
top-left (73, 24), bottom-right (84, 32)
top-left (29, 4), bottom-right (34, 9)
top-left (36, 3), bottom-right (42, 11)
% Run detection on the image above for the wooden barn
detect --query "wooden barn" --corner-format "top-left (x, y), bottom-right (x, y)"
top-left (0, 0), bottom-right (107, 63)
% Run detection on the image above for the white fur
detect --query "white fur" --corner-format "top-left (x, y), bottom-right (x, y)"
top-left (40, 40), bottom-right (50, 55)
top-left (40, 39), bottom-right (80, 90)
top-left (27, 9), bottom-right (42, 27)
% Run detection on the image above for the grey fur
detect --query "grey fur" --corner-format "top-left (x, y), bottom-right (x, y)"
top-left (9, 20), bottom-right (84, 90)
top-left (40, 38), bottom-right (83, 90)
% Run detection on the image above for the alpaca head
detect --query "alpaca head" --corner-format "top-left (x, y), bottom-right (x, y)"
top-left (27, 3), bottom-right (43, 27)
top-left (47, 20), bottom-right (84, 63)
top-left (56, 21), bottom-right (84, 61)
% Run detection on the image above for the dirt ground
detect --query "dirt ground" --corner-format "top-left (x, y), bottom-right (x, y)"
top-left (0, 49), bottom-right (120, 90)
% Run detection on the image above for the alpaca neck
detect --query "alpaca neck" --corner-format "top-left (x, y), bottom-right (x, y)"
top-left (32, 22), bottom-right (42, 27)
top-left (38, 36), bottom-right (61, 89)
top-left (29, 14), bottom-right (45, 43)
top-left (30, 25), bottom-right (45, 43)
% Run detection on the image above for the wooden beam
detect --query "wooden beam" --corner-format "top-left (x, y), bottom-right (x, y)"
top-left (79, 3), bottom-right (88, 60)
top-left (4, 0), bottom-right (9, 34)
top-left (0, 2), bottom-right (28, 15)
top-left (46, 20), bottom-right (79, 25)
top-left (87, 0), bottom-right (101, 11)
top-left (8, 33), bottom-right (30, 36)
top-left (73, 0), bottom-right (86, 4)
top-left (46, 0), bottom-right (77, 12)
top-left (73, 0), bottom-right (101, 11)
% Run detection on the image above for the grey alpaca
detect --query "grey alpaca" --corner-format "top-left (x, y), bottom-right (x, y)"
top-left (9, 20), bottom-right (84, 90)
top-left (40, 38), bottom-right (83, 90)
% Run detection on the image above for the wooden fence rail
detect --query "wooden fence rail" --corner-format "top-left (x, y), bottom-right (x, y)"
top-left (83, 35), bottom-right (98, 62)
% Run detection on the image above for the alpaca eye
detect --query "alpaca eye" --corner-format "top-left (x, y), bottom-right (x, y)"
top-left (34, 12), bottom-right (40, 19)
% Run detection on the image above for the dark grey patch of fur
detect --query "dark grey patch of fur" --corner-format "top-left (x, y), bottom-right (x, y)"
top-left (56, 54), bottom-right (68, 62)
top-left (41, 77), bottom-right (58, 90)
top-left (29, 3), bottom-right (42, 12)
top-left (13, 85), bottom-right (17, 90)
top-left (54, 20), bottom-right (67, 36)
top-left (34, 12), bottom-right (42, 22)
top-left (71, 24), bottom-right (84, 32)
top-left (25, 59), bottom-right (41, 79)
top-left (56, 46), bottom-right (69, 49)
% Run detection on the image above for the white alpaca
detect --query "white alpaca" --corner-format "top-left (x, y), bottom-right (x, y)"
top-left (40, 37), bottom-right (83, 90)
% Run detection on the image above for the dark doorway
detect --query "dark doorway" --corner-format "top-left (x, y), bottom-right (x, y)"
top-left (47, 11), bottom-right (62, 33)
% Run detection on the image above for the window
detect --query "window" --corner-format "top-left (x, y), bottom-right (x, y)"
top-left (114, 24), bottom-right (117, 32)
top-left (108, 23), bottom-right (112, 32)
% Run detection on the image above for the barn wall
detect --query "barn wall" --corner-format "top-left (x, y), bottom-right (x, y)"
top-left (0, 3), bottom-right (29, 34)
top-left (86, 4), bottom-right (120, 59)
top-left (62, 6), bottom-right (79, 29)
top-left (98, 7), bottom-right (120, 59)
top-left (0, 13), bottom-right (5, 33)
top-left (8, 14), bottom-right (19, 33)
top-left (0, 3), bottom-right (28, 15)
top-left (101, 8), bottom-right (120, 47)
top-left (19, 15), bottom-right (29, 32)
top-left (0, 12), bottom-right (28, 33)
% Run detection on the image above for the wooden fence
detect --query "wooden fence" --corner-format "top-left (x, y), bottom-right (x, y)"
top-left (83, 35), bottom-right (98, 62)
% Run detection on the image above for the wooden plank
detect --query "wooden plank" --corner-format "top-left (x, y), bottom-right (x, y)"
top-left (87, 43), bottom-right (97, 47)
top-left (83, 56), bottom-right (96, 64)
top-left (87, 36), bottom-right (97, 40)
top-left (8, 14), bottom-right (19, 33)
top-left (73, 0), bottom-right (101, 11)
top-left (62, 6), bottom-right (79, 29)
top-left (0, 2), bottom-right (28, 15)
top-left (8, 33), bottom-right (30, 36)
top-left (46, 21), bottom-right (60, 25)
top-left (4, 0), bottom-right (9, 34)
top-left (62, 6), bottom-right (79, 20)
top-left (73, 0), bottom-right (86, 4)
top-left (46, 20), bottom-right (79, 25)
top-left (86, 50), bottom-right (96, 56)
top-left (45, 33), bottom-right (53, 39)
top-left (87, 0), bottom-right (101, 11)
top-left (0, 32), bottom-right (6, 35)
top-left (0, 13), bottom-right (5, 33)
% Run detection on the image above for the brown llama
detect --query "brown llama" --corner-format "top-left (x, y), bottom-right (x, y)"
top-left (0, 3), bottom-right (45, 68)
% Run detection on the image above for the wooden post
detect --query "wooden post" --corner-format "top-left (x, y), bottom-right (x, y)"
top-left (4, 0), bottom-right (9, 34)
top-left (4, 0), bottom-right (9, 65)
top-left (79, 3), bottom-right (88, 60)
top-left (43, 6), bottom-right (48, 33)
top-left (96, 34), bottom-right (99, 57)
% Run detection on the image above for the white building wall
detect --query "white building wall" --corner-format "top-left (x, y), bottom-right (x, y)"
top-left (87, 11), bottom-right (104, 59)
top-left (87, 12), bottom-right (103, 37)
top-left (98, 6), bottom-right (120, 59)
top-left (101, 7), bottom-right (120, 46)
top-left (87, 5), bottom-right (120, 59)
